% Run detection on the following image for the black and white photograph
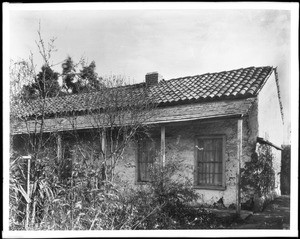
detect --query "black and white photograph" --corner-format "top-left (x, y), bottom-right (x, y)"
top-left (3, 2), bottom-right (298, 238)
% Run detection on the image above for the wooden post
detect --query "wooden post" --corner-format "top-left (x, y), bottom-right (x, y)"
top-left (57, 134), bottom-right (62, 162)
top-left (57, 134), bottom-right (62, 180)
top-left (101, 130), bottom-right (106, 156)
top-left (236, 119), bottom-right (243, 215)
top-left (161, 125), bottom-right (166, 167)
top-left (23, 155), bottom-right (31, 230)
top-left (101, 130), bottom-right (107, 180)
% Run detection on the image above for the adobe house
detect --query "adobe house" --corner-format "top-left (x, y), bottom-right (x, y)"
top-left (11, 66), bottom-right (284, 208)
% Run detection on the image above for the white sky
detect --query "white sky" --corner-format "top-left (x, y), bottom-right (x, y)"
top-left (6, 3), bottom-right (294, 138)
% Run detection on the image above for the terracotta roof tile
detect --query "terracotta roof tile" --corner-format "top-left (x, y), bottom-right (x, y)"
top-left (12, 66), bottom-right (274, 118)
top-left (239, 89), bottom-right (247, 95)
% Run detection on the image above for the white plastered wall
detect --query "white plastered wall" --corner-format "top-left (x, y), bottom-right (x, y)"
top-left (257, 71), bottom-right (284, 194)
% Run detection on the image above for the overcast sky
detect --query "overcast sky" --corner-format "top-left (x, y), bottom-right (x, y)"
top-left (7, 3), bottom-right (296, 142)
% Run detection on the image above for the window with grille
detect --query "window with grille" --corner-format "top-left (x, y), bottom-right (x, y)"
top-left (137, 139), bottom-right (157, 182)
top-left (195, 136), bottom-right (225, 188)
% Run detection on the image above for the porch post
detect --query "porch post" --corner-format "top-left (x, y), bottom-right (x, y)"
top-left (57, 133), bottom-right (62, 162)
top-left (56, 134), bottom-right (63, 181)
top-left (161, 125), bottom-right (166, 167)
top-left (101, 129), bottom-right (107, 181)
top-left (236, 118), bottom-right (243, 215)
top-left (101, 129), bottom-right (107, 156)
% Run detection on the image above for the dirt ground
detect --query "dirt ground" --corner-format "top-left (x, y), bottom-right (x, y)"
top-left (229, 195), bottom-right (290, 229)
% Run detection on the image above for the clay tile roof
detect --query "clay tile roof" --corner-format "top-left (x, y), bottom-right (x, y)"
top-left (11, 66), bottom-right (274, 118)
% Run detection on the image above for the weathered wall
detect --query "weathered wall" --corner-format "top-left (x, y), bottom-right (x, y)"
top-left (257, 72), bottom-right (283, 194)
top-left (114, 118), bottom-right (247, 207)
top-left (114, 140), bottom-right (137, 186)
top-left (257, 72), bottom-right (284, 146)
top-left (50, 117), bottom-right (257, 207)
top-left (116, 103), bottom-right (281, 205)
top-left (241, 98), bottom-right (258, 166)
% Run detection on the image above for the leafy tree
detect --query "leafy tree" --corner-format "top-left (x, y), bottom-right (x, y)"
top-left (62, 57), bottom-right (103, 94)
top-left (78, 61), bottom-right (103, 92)
top-left (62, 56), bottom-right (78, 93)
top-left (21, 65), bottom-right (60, 100)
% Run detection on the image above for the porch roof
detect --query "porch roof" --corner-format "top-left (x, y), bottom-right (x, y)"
top-left (11, 98), bottom-right (255, 134)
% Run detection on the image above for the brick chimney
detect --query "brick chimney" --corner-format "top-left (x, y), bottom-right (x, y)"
top-left (145, 72), bottom-right (162, 86)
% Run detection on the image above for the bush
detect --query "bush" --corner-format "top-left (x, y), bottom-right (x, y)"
top-left (10, 148), bottom-right (220, 230)
top-left (121, 158), bottom-right (220, 229)
top-left (241, 144), bottom-right (276, 212)
top-left (9, 153), bottom-right (28, 230)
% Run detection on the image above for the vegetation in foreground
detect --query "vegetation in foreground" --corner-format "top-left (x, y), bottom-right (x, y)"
top-left (9, 151), bottom-right (236, 230)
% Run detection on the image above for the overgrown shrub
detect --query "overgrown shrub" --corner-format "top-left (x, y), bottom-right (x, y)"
top-left (9, 147), bottom-right (62, 230)
top-left (9, 147), bottom-right (222, 230)
top-left (9, 153), bottom-right (28, 230)
top-left (241, 144), bottom-right (276, 212)
top-left (120, 157), bottom-right (222, 229)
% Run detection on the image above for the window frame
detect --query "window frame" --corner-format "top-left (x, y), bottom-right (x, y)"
top-left (194, 135), bottom-right (226, 190)
top-left (135, 138), bottom-right (158, 184)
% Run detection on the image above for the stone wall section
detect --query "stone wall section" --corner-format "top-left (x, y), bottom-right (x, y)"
top-left (115, 118), bottom-right (245, 206)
